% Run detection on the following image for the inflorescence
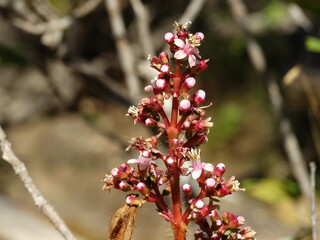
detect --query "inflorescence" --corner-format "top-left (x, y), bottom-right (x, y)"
top-left (103, 21), bottom-right (256, 240)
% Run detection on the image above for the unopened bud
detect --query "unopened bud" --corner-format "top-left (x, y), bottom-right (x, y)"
top-left (160, 64), bottom-right (170, 73)
top-left (126, 195), bottom-right (144, 206)
top-left (193, 89), bottom-right (206, 106)
top-left (214, 163), bottom-right (225, 176)
top-left (179, 99), bottom-right (191, 112)
top-left (111, 168), bottom-right (121, 177)
top-left (145, 118), bottom-right (156, 126)
top-left (194, 199), bottom-right (204, 209)
top-left (159, 52), bottom-right (169, 64)
top-left (142, 150), bottom-right (151, 158)
top-left (185, 77), bottom-right (196, 89)
top-left (144, 85), bottom-right (153, 92)
top-left (166, 156), bottom-right (175, 165)
top-left (211, 233), bottom-right (220, 240)
top-left (164, 32), bottom-right (175, 43)
top-left (119, 181), bottom-right (130, 191)
top-left (136, 182), bottom-right (150, 196)
top-left (183, 121), bottom-right (190, 129)
top-left (205, 178), bottom-right (216, 188)
top-left (155, 79), bottom-right (167, 89)
top-left (182, 183), bottom-right (192, 192)
top-left (195, 32), bottom-right (204, 41)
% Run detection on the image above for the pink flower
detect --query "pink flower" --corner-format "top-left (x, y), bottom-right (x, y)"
top-left (127, 153), bottom-right (154, 170)
top-left (174, 38), bottom-right (200, 67)
top-left (188, 159), bottom-right (214, 179)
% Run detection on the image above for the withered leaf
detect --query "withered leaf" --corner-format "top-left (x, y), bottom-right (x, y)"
top-left (109, 203), bottom-right (139, 240)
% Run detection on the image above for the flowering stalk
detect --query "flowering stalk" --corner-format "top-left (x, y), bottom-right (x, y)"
top-left (103, 21), bottom-right (256, 240)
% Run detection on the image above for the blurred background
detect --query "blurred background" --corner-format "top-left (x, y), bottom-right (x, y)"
top-left (0, 0), bottom-right (319, 239)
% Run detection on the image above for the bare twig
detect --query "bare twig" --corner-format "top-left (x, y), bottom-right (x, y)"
top-left (226, 0), bottom-right (311, 200)
top-left (105, 0), bottom-right (142, 102)
top-left (129, 0), bottom-right (154, 57)
top-left (69, 60), bottom-right (133, 105)
top-left (0, 126), bottom-right (77, 240)
top-left (309, 162), bottom-right (317, 240)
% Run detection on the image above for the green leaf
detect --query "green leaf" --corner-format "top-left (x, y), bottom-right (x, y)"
top-left (305, 36), bottom-right (320, 53)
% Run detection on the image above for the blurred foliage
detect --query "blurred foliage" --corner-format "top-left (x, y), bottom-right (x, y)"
top-left (209, 103), bottom-right (244, 145)
top-left (243, 178), bottom-right (300, 203)
top-left (262, 0), bottom-right (287, 27)
top-left (305, 36), bottom-right (320, 53)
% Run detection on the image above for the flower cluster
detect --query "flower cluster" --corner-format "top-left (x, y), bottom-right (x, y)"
top-left (103, 21), bottom-right (256, 240)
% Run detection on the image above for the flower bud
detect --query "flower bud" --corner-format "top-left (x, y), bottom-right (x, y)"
top-left (119, 181), bottom-right (131, 191)
top-left (164, 32), bottom-right (175, 43)
top-left (193, 89), bottom-right (206, 106)
top-left (211, 233), bottom-right (220, 240)
top-left (111, 167), bottom-right (120, 177)
top-left (194, 199), bottom-right (204, 209)
top-left (166, 156), bottom-right (175, 165)
top-left (145, 118), bottom-right (156, 126)
top-left (155, 79), bottom-right (167, 90)
top-left (160, 64), bottom-right (170, 73)
top-left (126, 195), bottom-right (144, 206)
top-left (214, 163), bottom-right (225, 176)
top-left (205, 178), bottom-right (216, 188)
top-left (142, 150), bottom-right (151, 158)
top-left (158, 176), bottom-right (168, 185)
top-left (184, 77), bottom-right (196, 89)
top-left (182, 183), bottom-right (192, 192)
top-left (136, 182), bottom-right (150, 196)
top-left (179, 99), bottom-right (191, 112)
top-left (183, 121), bottom-right (190, 129)
top-left (209, 210), bottom-right (220, 220)
top-left (144, 85), bottom-right (153, 92)
top-left (195, 32), bottom-right (204, 41)
top-left (159, 52), bottom-right (169, 64)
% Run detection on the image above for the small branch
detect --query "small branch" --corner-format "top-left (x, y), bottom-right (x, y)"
top-left (309, 162), bottom-right (317, 240)
top-left (0, 126), bottom-right (77, 240)
top-left (129, 0), bottom-right (155, 57)
top-left (105, 0), bottom-right (142, 103)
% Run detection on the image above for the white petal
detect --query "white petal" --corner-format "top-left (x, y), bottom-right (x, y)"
top-left (127, 159), bottom-right (137, 164)
top-left (188, 55), bottom-right (197, 67)
top-left (174, 50), bottom-right (187, 60)
top-left (174, 38), bottom-right (185, 48)
top-left (192, 169), bottom-right (202, 179)
top-left (203, 163), bottom-right (214, 172)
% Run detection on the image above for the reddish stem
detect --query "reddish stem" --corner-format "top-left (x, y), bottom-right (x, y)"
top-left (167, 61), bottom-right (187, 240)
top-left (158, 107), bottom-right (170, 127)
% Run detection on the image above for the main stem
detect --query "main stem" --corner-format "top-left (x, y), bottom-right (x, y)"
top-left (167, 63), bottom-right (186, 240)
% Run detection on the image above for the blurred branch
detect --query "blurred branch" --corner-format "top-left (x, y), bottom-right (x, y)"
top-left (129, 0), bottom-right (154, 57)
top-left (69, 59), bottom-right (133, 105)
top-left (105, 0), bottom-right (142, 102)
top-left (3, 0), bottom-right (102, 48)
top-left (73, 0), bottom-right (103, 18)
top-left (30, 0), bottom-right (60, 20)
top-left (0, 126), bottom-right (77, 240)
top-left (178, 0), bottom-right (207, 26)
top-left (226, 0), bottom-right (311, 200)
top-left (309, 162), bottom-right (317, 240)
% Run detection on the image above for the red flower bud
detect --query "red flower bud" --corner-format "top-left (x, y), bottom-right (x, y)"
top-left (193, 89), bottom-right (206, 106)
